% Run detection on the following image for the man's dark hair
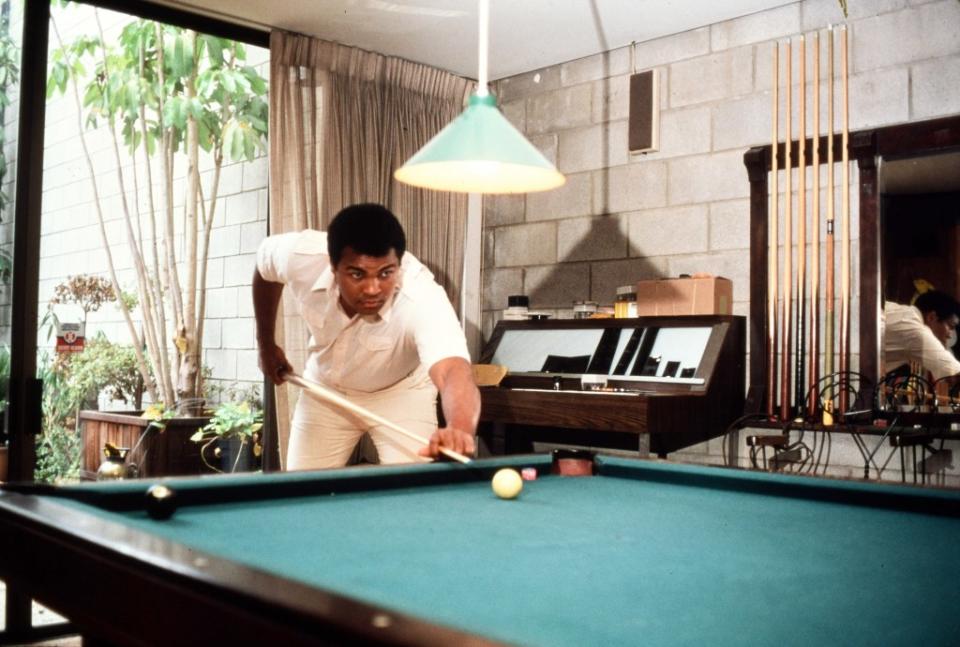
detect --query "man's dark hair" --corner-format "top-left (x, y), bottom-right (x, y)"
top-left (914, 290), bottom-right (960, 321)
top-left (327, 203), bottom-right (406, 267)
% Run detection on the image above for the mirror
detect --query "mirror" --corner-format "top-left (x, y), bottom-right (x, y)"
top-left (745, 115), bottom-right (960, 410)
top-left (879, 152), bottom-right (960, 368)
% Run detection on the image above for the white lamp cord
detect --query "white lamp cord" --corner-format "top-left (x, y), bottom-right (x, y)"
top-left (477, 0), bottom-right (489, 96)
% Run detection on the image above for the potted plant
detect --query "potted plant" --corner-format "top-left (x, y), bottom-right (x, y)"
top-left (190, 400), bottom-right (262, 473)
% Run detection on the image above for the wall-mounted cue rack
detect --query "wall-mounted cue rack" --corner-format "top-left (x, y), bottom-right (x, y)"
top-left (744, 35), bottom-right (960, 426)
top-left (477, 316), bottom-right (745, 458)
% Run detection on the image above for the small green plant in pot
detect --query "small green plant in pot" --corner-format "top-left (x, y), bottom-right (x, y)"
top-left (191, 401), bottom-right (263, 473)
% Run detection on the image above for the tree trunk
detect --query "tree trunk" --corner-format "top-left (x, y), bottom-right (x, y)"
top-left (177, 30), bottom-right (201, 403)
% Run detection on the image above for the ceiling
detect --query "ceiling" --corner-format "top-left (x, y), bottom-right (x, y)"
top-left (157, 0), bottom-right (797, 80)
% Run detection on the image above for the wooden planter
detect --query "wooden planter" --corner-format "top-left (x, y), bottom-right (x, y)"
top-left (79, 410), bottom-right (211, 479)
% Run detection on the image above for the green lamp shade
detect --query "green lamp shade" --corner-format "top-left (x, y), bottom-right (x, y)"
top-left (394, 93), bottom-right (565, 194)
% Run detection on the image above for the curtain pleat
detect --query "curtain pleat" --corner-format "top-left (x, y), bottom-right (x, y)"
top-left (268, 30), bottom-right (472, 468)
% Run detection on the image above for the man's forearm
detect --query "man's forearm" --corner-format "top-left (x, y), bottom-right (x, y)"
top-left (431, 357), bottom-right (480, 434)
top-left (252, 268), bottom-right (284, 347)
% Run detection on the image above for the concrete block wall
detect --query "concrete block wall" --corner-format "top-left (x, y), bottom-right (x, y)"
top-left (482, 0), bottom-right (960, 484)
top-left (27, 3), bottom-right (270, 407)
top-left (0, 2), bottom-right (23, 346)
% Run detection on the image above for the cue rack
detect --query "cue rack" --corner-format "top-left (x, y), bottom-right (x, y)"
top-left (742, 27), bottom-right (960, 480)
top-left (742, 27), bottom-right (871, 426)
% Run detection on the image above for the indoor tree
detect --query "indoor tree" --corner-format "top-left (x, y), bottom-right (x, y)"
top-left (46, 2), bottom-right (267, 408)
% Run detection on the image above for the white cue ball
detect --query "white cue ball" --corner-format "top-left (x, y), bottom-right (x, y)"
top-left (491, 468), bottom-right (523, 500)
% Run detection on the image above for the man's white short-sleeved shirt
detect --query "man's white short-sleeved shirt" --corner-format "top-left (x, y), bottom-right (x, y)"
top-left (257, 230), bottom-right (469, 393)
top-left (882, 301), bottom-right (960, 380)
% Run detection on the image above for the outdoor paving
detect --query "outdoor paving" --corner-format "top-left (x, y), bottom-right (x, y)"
top-left (0, 580), bottom-right (81, 644)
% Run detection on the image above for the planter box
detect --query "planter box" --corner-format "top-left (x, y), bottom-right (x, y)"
top-left (79, 410), bottom-right (211, 479)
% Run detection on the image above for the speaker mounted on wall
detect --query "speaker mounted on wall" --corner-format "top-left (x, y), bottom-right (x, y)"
top-left (628, 69), bottom-right (660, 153)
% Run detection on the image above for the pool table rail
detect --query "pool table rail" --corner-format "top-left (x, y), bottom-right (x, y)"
top-left (0, 489), bottom-right (503, 646)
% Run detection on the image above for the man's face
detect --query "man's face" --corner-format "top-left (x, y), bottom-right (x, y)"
top-left (333, 246), bottom-right (400, 317)
top-left (923, 310), bottom-right (960, 347)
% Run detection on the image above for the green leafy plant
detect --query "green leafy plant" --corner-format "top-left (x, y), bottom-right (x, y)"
top-left (35, 423), bottom-right (81, 484)
top-left (35, 352), bottom-right (84, 483)
top-left (191, 400), bottom-right (262, 473)
top-left (0, 11), bottom-right (20, 219)
top-left (140, 402), bottom-right (177, 431)
top-left (34, 335), bottom-right (144, 482)
top-left (0, 344), bottom-right (9, 414)
top-left (0, 249), bottom-right (11, 284)
top-left (63, 333), bottom-right (143, 409)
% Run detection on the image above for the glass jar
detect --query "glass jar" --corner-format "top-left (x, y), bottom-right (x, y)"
top-left (572, 301), bottom-right (598, 319)
top-left (615, 285), bottom-right (637, 319)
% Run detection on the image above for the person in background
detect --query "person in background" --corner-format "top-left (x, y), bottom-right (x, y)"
top-left (883, 289), bottom-right (960, 386)
top-left (253, 203), bottom-right (480, 470)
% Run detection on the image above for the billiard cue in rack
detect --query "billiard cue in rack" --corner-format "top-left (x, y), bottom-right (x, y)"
top-left (795, 35), bottom-right (807, 418)
top-left (767, 40), bottom-right (779, 419)
top-left (767, 28), bottom-right (855, 423)
top-left (284, 373), bottom-right (473, 464)
top-left (780, 39), bottom-right (793, 422)
top-left (823, 26), bottom-right (836, 424)
top-left (838, 25), bottom-right (851, 414)
top-left (808, 30), bottom-right (821, 418)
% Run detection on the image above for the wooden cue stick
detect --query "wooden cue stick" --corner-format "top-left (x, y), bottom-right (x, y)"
top-left (285, 373), bottom-right (473, 464)
top-left (824, 26), bottom-right (836, 382)
top-left (795, 35), bottom-right (807, 416)
top-left (768, 41), bottom-right (779, 419)
top-left (809, 30), bottom-right (821, 417)
top-left (839, 26), bottom-right (850, 413)
top-left (780, 39), bottom-right (793, 421)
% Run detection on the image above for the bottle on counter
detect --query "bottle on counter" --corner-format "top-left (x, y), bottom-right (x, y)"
top-left (614, 285), bottom-right (638, 318)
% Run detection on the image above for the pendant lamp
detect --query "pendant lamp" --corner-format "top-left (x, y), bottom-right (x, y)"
top-left (394, 0), bottom-right (565, 194)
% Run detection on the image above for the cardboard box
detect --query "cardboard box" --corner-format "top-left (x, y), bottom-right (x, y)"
top-left (635, 276), bottom-right (733, 316)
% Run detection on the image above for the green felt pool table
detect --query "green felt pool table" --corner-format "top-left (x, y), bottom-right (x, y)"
top-left (1, 453), bottom-right (959, 646)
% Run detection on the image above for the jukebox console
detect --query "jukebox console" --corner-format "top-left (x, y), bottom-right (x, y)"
top-left (477, 315), bottom-right (745, 457)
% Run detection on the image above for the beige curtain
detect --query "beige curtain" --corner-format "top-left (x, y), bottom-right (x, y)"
top-left (268, 31), bottom-right (473, 467)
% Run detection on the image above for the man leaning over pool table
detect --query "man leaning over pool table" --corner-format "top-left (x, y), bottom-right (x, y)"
top-left (252, 203), bottom-right (480, 470)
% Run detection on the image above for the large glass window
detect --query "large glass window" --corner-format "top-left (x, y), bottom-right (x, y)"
top-left (37, 1), bottom-right (269, 484)
top-left (2, 0), bottom-right (269, 640)
top-left (0, 0), bottom-right (17, 480)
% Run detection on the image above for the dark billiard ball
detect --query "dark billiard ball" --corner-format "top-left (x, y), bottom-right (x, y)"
top-left (145, 484), bottom-right (177, 520)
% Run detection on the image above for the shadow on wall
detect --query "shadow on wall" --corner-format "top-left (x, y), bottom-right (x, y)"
top-left (525, 22), bottom-right (668, 314)
top-left (525, 219), bottom-right (665, 313)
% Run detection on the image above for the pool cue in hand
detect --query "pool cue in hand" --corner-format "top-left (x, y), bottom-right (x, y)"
top-left (768, 40), bottom-right (779, 419)
top-left (839, 25), bottom-right (850, 413)
top-left (285, 373), bottom-right (473, 464)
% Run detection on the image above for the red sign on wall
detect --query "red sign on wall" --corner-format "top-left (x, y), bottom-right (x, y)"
top-left (56, 321), bottom-right (85, 354)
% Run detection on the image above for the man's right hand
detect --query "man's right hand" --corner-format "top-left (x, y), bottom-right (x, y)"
top-left (259, 344), bottom-right (294, 385)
